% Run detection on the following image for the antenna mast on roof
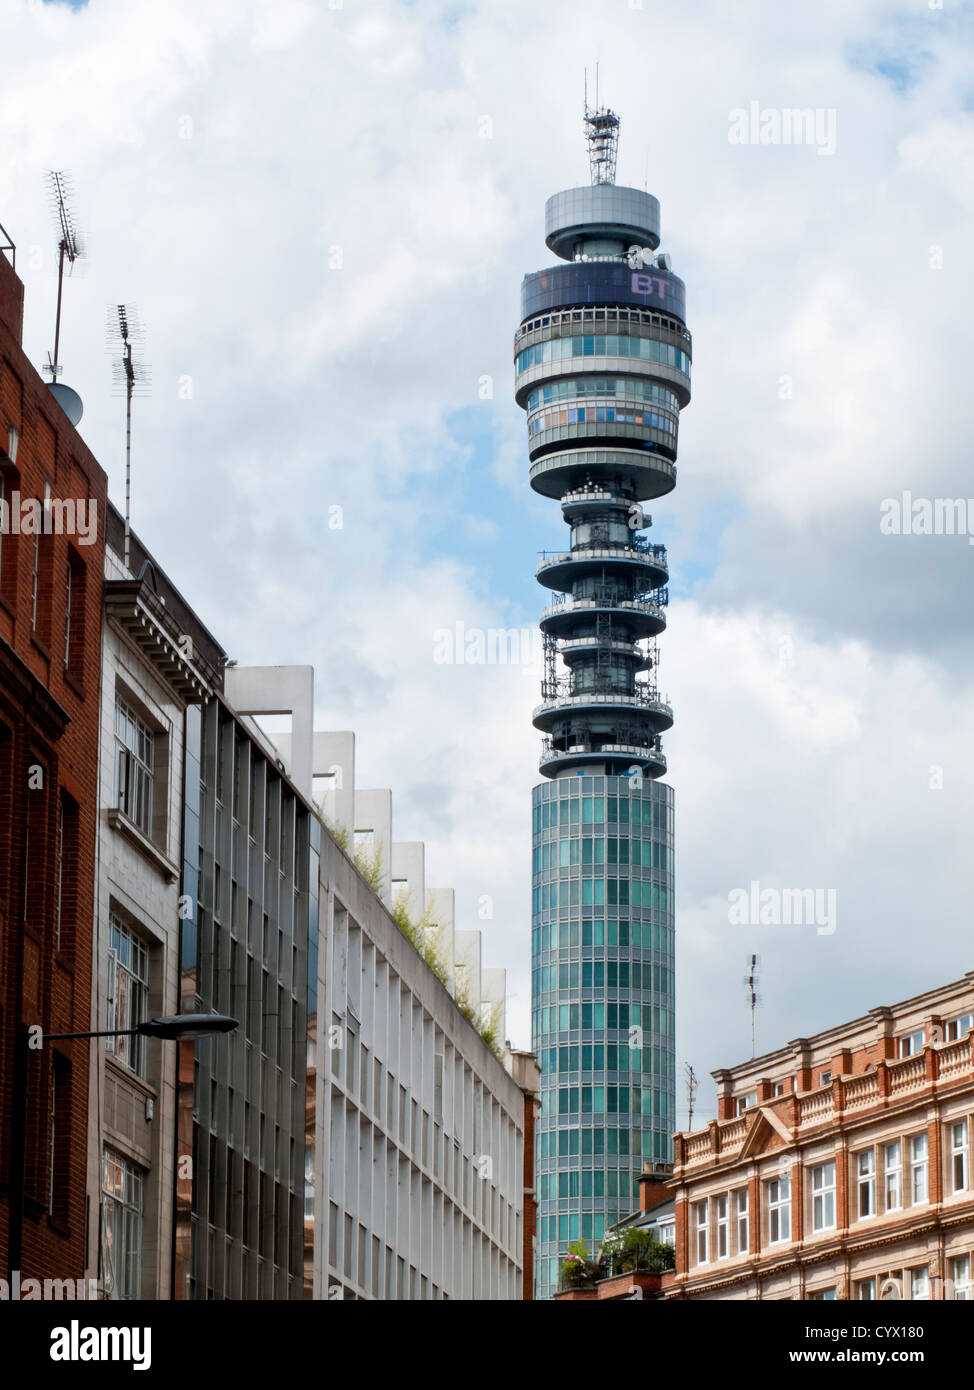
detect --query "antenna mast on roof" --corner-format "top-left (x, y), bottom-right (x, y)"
top-left (107, 305), bottom-right (151, 572)
top-left (743, 953), bottom-right (762, 1058)
top-left (583, 65), bottom-right (621, 186)
top-left (685, 1062), bottom-right (699, 1130)
top-left (46, 171), bottom-right (84, 383)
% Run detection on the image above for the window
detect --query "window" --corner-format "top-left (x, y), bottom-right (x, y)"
top-left (909, 1267), bottom-right (930, 1301)
top-left (715, 1194), bottom-right (729, 1258)
top-left (944, 1013), bottom-right (974, 1042)
top-left (103, 1149), bottom-right (144, 1300)
top-left (736, 1189), bottom-right (749, 1254)
top-left (897, 1030), bottom-right (924, 1058)
top-left (63, 549), bottom-right (85, 675)
top-left (951, 1254), bottom-right (971, 1301)
top-left (772, 1079), bottom-right (791, 1097)
top-left (855, 1277), bottom-right (876, 1300)
top-left (736, 1091), bottom-right (756, 1115)
top-left (808, 1287), bottom-right (836, 1300)
top-left (818, 1069), bottom-right (832, 1086)
top-left (856, 1150), bottom-right (875, 1218)
top-left (767, 1176), bottom-right (791, 1244)
top-left (910, 1133), bottom-right (928, 1204)
top-left (810, 1161), bottom-right (836, 1232)
top-left (63, 558), bottom-right (72, 666)
top-left (884, 1141), bottom-right (902, 1212)
top-left (30, 488), bottom-right (43, 630)
top-left (950, 1119), bottom-right (969, 1193)
top-left (49, 1053), bottom-right (72, 1223)
top-left (107, 914), bottom-right (150, 1077)
top-left (694, 1200), bottom-right (708, 1264)
top-left (115, 696), bottom-right (155, 836)
top-left (55, 797), bottom-right (65, 951)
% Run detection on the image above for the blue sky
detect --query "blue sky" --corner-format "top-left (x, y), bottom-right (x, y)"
top-left (5, 0), bottom-right (974, 1124)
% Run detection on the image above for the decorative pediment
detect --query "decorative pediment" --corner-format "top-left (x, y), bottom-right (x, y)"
top-left (739, 1105), bottom-right (794, 1160)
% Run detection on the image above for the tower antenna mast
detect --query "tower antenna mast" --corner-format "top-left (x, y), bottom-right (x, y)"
top-left (107, 305), bottom-right (151, 572)
top-left (583, 69), bottom-right (621, 186)
top-left (46, 171), bottom-right (84, 383)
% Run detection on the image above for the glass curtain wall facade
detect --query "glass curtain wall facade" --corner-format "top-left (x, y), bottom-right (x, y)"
top-left (531, 775), bottom-right (675, 1295)
top-left (518, 120), bottom-right (691, 1299)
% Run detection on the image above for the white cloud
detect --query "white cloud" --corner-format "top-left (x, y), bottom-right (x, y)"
top-left (3, 0), bottom-right (973, 1121)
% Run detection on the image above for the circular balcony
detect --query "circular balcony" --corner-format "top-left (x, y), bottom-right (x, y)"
top-left (536, 544), bottom-right (668, 593)
top-left (539, 596), bottom-right (666, 640)
top-left (539, 739), bottom-right (667, 778)
top-left (531, 688), bottom-right (673, 734)
top-left (557, 635), bottom-right (642, 663)
top-left (529, 448), bottom-right (675, 503)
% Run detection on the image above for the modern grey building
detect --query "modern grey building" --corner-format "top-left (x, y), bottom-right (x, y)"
top-left (518, 107), bottom-right (691, 1297)
top-left (171, 657), bottom-right (527, 1299)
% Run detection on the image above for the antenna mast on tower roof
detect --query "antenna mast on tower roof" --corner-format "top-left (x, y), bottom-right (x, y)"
top-left (583, 66), bottom-right (621, 186)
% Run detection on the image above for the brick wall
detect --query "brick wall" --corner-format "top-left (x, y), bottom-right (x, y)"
top-left (0, 246), bottom-right (107, 1283)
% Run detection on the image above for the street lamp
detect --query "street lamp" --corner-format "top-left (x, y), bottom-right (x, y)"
top-left (7, 1012), bottom-right (238, 1290)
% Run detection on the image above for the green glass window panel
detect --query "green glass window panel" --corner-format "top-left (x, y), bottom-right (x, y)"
top-left (582, 797), bottom-right (593, 824)
top-left (594, 922), bottom-right (604, 946)
top-left (560, 839), bottom-right (570, 867)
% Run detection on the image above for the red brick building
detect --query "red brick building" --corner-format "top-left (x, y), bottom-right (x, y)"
top-left (669, 971), bottom-right (974, 1300)
top-left (0, 242), bottom-right (107, 1285)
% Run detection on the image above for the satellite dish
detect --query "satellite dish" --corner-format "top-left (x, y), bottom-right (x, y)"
top-left (47, 382), bottom-right (84, 426)
top-left (655, 252), bottom-right (673, 272)
top-left (639, 247), bottom-right (655, 267)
